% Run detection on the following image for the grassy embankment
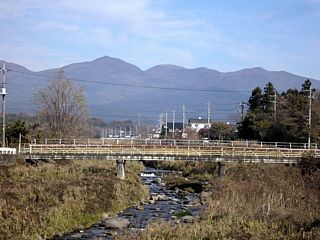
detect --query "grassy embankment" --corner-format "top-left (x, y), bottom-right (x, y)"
top-left (122, 157), bottom-right (320, 239)
top-left (0, 159), bottom-right (148, 240)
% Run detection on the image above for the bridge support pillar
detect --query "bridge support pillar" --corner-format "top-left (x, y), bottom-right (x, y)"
top-left (218, 162), bottom-right (225, 177)
top-left (116, 160), bottom-right (126, 180)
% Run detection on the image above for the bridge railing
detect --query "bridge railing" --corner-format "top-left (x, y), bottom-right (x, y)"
top-left (29, 138), bottom-right (319, 150)
top-left (23, 143), bottom-right (320, 161)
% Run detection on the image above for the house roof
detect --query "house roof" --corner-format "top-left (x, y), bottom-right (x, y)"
top-left (165, 122), bottom-right (184, 130)
top-left (188, 118), bottom-right (210, 124)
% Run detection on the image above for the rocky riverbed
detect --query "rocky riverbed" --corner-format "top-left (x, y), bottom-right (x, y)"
top-left (52, 168), bottom-right (204, 239)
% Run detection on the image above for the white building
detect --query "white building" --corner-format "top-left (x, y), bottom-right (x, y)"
top-left (188, 118), bottom-right (211, 132)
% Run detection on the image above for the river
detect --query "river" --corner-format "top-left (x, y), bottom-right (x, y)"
top-left (52, 168), bottom-right (203, 239)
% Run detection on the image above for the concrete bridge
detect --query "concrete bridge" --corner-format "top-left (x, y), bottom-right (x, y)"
top-left (21, 138), bottom-right (320, 179)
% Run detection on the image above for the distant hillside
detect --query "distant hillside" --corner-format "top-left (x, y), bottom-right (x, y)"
top-left (1, 56), bottom-right (319, 123)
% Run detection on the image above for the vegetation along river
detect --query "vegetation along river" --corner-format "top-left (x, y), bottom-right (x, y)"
top-left (52, 168), bottom-right (204, 239)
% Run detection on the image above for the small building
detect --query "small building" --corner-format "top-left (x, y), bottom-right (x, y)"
top-left (159, 122), bottom-right (184, 138)
top-left (188, 118), bottom-right (211, 132)
top-left (165, 122), bottom-right (184, 133)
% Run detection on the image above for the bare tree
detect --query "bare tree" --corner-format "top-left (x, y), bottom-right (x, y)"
top-left (34, 69), bottom-right (88, 138)
top-left (185, 128), bottom-right (199, 140)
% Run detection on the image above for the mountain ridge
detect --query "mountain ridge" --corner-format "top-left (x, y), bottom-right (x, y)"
top-left (1, 56), bottom-right (319, 123)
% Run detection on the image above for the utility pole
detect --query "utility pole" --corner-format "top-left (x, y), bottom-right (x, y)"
top-left (271, 91), bottom-right (277, 122)
top-left (274, 92), bottom-right (277, 122)
top-left (207, 101), bottom-right (211, 125)
top-left (138, 114), bottom-right (141, 127)
top-left (172, 109), bottom-right (175, 138)
top-left (239, 102), bottom-right (246, 122)
top-left (165, 112), bottom-right (168, 139)
top-left (159, 113), bottom-right (164, 134)
top-left (182, 105), bottom-right (186, 137)
top-left (1, 63), bottom-right (10, 148)
top-left (137, 114), bottom-right (141, 138)
top-left (308, 85), bottom-right (312, 149)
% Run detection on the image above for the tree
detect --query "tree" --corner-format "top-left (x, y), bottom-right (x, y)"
top-left (207, 122), bottom-right (236, 140)
top-left (34, 69), bottom-right (88, 138)
top-left (6, 120), bottom-right (29, 145)
top-left (301, 79), bottom-right (312, 95)
top-left (262, 82), bottom-right (276, 113)
top-left (239, 79), bottom-right (320, 143)
top-left (248, 87), bottom-right (263, 111)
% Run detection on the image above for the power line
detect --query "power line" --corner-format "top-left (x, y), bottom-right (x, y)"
top-left (5, 97), bottom-right (241, 114)
top-left (7, 101), bottom-right (241, 121)
top-left (12, 69), bottom-right (251, 93)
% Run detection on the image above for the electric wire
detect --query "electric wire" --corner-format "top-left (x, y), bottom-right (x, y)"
top-left (11, 69), bottom-right (251, 93)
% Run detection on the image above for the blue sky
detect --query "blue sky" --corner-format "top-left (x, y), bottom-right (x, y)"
top-left (1, 0), bottom-right (320, 79)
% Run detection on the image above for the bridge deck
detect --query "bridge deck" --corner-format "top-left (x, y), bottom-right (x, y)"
top-left (23, 142), bottom-right (320, 163)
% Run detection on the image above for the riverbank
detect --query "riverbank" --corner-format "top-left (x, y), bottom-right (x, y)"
top-left (55, 167), bottom-right (203, 239)
top-left (120, 157), bottom-right (320, 239)
top-left (0, 159), bottom-right (148, 240)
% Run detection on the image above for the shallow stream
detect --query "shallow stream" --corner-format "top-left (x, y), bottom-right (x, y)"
top-left (52, 168), bottom-right (203, 239)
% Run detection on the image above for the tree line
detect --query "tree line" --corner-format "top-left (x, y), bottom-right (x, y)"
top-left (198, 79), bottom-right (320, 144)
top-left (238, 80), bottom-right (320, 143)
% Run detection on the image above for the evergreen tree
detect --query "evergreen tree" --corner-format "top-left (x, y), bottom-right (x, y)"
top-left (248, 87), bottom-right (263, 111)
top-left (262, 82), bottom-right (276, 113)
top-left (238, 80), bottom-right (320, 143)
top-left (6, 120), bottom-right (29, 145)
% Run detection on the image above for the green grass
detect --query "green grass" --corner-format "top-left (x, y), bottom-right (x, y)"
top-left (173, 210), bottom-right (192, 218)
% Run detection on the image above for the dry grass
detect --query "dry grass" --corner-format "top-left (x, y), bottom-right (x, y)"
top-left (120, 158), bottom-right (320, 240)
top-left (0, 159), bottom-right (148, 240)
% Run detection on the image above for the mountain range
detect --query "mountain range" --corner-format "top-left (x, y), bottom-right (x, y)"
top-left (1, 56), bottom-right (319, 124)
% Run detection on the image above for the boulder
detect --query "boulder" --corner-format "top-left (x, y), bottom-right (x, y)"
top-left (105, 217), bottom-right (130, 229)
top-left (149, 193), bottom-right (167, 202)
top-left (154, 193), bottom-right (167, 201)
top-left (152, 178), bottom-right (165, 186)
top-left (181, 215), bottom-right (194, 223)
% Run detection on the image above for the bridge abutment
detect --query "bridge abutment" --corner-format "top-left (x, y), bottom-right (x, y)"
top-left (218, 162), bottom-right (225, 177)
top-left (116, 160), bottom-right (126, 179)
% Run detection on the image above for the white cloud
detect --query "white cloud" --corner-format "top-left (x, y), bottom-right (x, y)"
top-left (0, 0), bottom-right (319, 79)
top-left (0, 0), bottom-right (213, 70)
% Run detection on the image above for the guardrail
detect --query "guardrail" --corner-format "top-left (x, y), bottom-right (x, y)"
top-left (22, 143), bottom-right (320, 163)
top-left (0, 147), bottom-right (16, 154)
top-left (29, 138), bottom-right (319, 150)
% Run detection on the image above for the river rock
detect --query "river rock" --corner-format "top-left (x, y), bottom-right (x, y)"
top-left (156, 193), bottom-right (167, 201)
top-left (200, 191), bottom-right (212, 204)
top-left (152, 177), bottom-right (166, 186)
top-left (105, 217), bottom-right (130, 229)
top-left (150, 193), bottom-right (167, 201)
top-left (187, 199), bottom-right (201, 206)
top-left (176, 188), bottom-right (188, 196)
top-left (181, 215), bottom-right (194, 223)
top-left (102, 213), bottom-right (110, 219)
top-left (136, 205), bottom-right (144, 211)
top-left (69, 233), bottom-right (83, 238)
